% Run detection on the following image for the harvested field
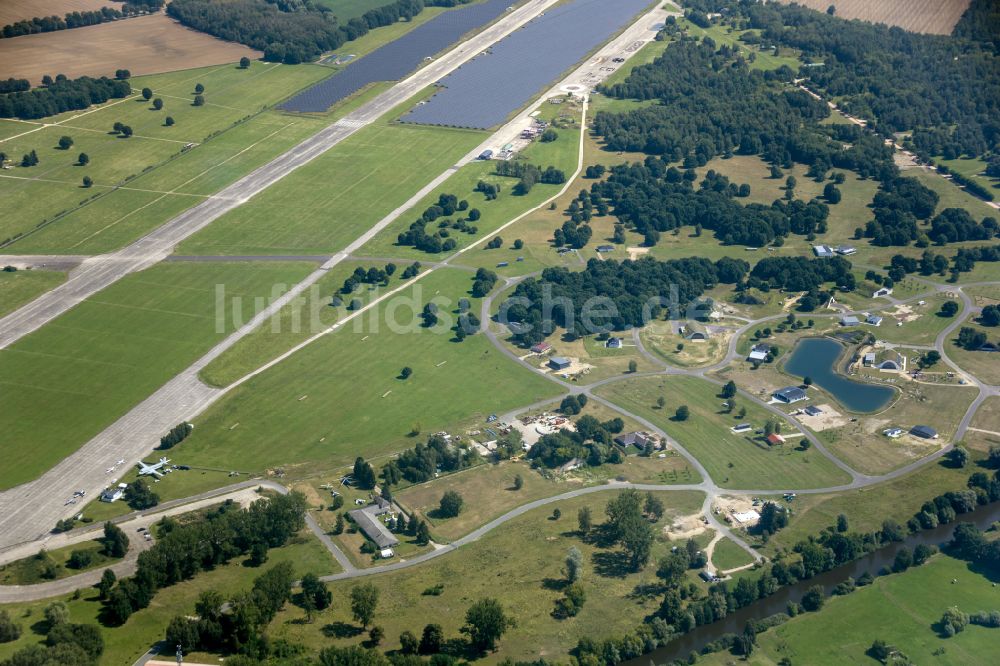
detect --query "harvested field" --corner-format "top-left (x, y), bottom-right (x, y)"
top-left (776, 0), bottom-right (970, 35)
top-left (0, 13), bottom-right (260, 85)
top-left (0, 0), bottom-right (113, 25)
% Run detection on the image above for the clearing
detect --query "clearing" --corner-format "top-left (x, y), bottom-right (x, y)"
top-left (596, 375), bottom-right (853, 490)
top-left (0, 13), bottom-right (260, 85)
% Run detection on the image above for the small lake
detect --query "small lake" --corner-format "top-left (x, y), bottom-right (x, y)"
top-left (783, 337), bottom-right (895, 413)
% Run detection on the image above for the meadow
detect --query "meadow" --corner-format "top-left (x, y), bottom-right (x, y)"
top-left (0, 529), bottom-right (336, 666)
top-left (699, 553), bottom-right (1000, 666)
top-left (596, 375), bottom-right (853, 490)
top-left (173, 269), bottom-right (562, 475)
top-left (258, 491), bottom-right (706, 663)
top-left (0, 261), bottom-right (315, 490)
top-left (0, 269), bottom-right (65, 317)
top-left (176, 121), bottom-right (485, 255)
top-left (948, 323), bottom-right (1000, 386)
top-left (1, 62), bottom-right (332, 251)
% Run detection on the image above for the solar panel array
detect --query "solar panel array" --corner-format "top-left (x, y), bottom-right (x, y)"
top-left (401, 0), bottom-right (651, 129)
top-left (280, 0), bottom-right (513, 113)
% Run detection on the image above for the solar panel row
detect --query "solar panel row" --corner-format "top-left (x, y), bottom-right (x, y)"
top-left (401, 0), bottom-right (651, 129)
top-left (280, 0), bottom-right (514, 113)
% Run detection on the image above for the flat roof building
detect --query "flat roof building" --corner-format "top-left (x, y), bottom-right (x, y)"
top-left (549, 356), bottom-right (571, 371)
top-left (773, 386), bottom-right (808, 404)
top-left (813, 245), bottom-right (834, 258)
top-left (841, 315), bottom-right (861, 327)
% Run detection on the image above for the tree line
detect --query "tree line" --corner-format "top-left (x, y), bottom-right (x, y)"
top-left (0, 75), bottom-right (131, 120)
top-left (0, 1), bottom-right (164, 40)
top-left (167, 0), bottom-right (467, 65)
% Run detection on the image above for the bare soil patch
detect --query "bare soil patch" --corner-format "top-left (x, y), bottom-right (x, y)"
top-left (775, 0), bottom-right (970, 35)
top-left (0, 0), bottom-right (114, 25)
top-left (0, 13), bottom-right (260, 84)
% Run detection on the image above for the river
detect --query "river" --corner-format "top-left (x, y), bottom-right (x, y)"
top-left (625, 501), bottom-right (1000, 665)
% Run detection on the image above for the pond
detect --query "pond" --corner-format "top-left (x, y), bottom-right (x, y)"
top-left (783, 337), bottom-right (895, 413)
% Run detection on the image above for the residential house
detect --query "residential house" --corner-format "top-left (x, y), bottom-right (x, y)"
top-left (530, 342), bottom-right (551, 354)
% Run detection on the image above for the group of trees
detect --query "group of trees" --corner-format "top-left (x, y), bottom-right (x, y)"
top-left (526, 412), bottom-right (625, 470)
top-left (167, 0), bottom-right (462, 65)
top-left (396, 193), bottom-right (478, 254)
top-left (0, 75), bottom-right (131, 120)
top-left (494, 160), bottom-right (566, 195)
top-left (341, 264), bottom-right (396, 294)
top-left (123, 478), bottom-right (159, 510)
top-left (0, 1), bottom-right (164, 40)
top-left (159, 421), bottom-right (192, 450)
top-left (500, 256), bottom-right (746, 346)
top-left (589, 158), bottom-right (835, 248)
top-left (165, 562), bottom-right (299, 657)
top-left (103, 492), bottom-right (306, 625)
top-left (378, 433), bottom-right (478, 486)
top-left (0, 600), bottom-right (104, 665)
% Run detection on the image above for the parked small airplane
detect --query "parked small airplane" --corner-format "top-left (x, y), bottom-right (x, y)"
top-left (137, 457), bottom-right (171, 478)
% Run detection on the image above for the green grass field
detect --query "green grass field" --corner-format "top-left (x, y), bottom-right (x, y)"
top-left (0, 63), bottom-right (332, 250)
top-left (711, 537), bottom-right (756, 572)
top-left (0, 539), bottom-right (119, 586)
top-left (0, 270), bottom-right (65, 317)
top-left (253, 491), bottom-right (706, 663)
top-left (0, 261), bottom-right (314, 490)
top-left (0, 529), bottom-right (337, 666)
top-left (358, 115), bottom-right (581, 261)
top-left (316, 0), bottom-right (391, 19)
top-left (176, 121), bottom-right (484, 255)
top-left (199, 260), bottom-right (390, 387)
top-left (948, 322), bottom-right (1000, 385)
top-left (173, 269), bottom-right (561, 474)
top-left (596, 376), bottom-right (853, 490)
top-left (699, 554), bottom-right (1000, 666)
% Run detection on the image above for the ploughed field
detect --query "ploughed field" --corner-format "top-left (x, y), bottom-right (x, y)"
top-left (775, 0), bottom-right (971, 35)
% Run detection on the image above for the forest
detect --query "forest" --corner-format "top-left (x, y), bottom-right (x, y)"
top-left (682, 0), bottom-right (998, 162)
top-left (499, 256), bottom-right (747, 346)
top-left (0, 76), bottom-right (131, 120)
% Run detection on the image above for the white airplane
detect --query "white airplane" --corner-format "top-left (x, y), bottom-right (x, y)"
top-left (116, 459), bottom-right (125, 466)
top-left (105, 467), bottom-right (115, 474)
top-left (137, 457), bottom-right (171, 478)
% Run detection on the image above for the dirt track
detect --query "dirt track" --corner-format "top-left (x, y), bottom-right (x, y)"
top-left (776, 0), bottom-right (970, 35)
top-left (0, 12), bottom-right (260, 84)
top-left (0, 0), bottom-right (114, 25)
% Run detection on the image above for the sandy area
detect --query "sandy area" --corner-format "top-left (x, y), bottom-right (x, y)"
top-left (0, 0), bottom-right (114, 25)
top-left (626, 246), bottom-right (649, 260)
top-left (663, 511), bottom-right (709, 541)
top-left (774, 0), bottom-right (970, 35)
top-left (0, 13), bottom-right (260, 84)
top-left (795, 403), bottom-right (848, 431)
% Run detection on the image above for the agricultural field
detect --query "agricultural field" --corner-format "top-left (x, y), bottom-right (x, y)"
top-left (251, 491), bottom-right (707, 663)
top-left (596, 375), bottom-right (853, 490)
top-left (0, 269), bottom-right (65, 317)
top-left (176, 121), bottom-right (484, 255)
top-left (0, 261), bottom-right (315, 490)
top-left (0, 538), bottom-right (119, 586)
top-left (0, 13), bottom-right (261, 85)
top-left (699, 553), bottom-right (1000, 666)
top-left (774, 0), bottom-right (971, 35)
top-left (171, 269), bottom-right (561, 476)
top-left (0, 528), bottom-right (337, 665)
top-left (1, 62), bottom-right (332, 251)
